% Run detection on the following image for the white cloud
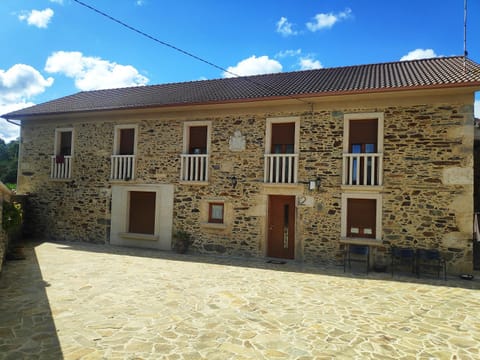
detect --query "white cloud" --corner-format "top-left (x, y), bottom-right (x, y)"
top-left (0, 103), bottom-right (31, 142)
top-left (400, 48), bottom-right (438, 61)
top-left (223, 55), bottom-right (283, 78)
top-left (45, 51), bottom-right (149, 90)
top-left (0, 64), bottom-right (52, 142)
top-left (306, 8), bottom-right (352, 32)
top-left (135, 0), bottom-right (146, 5)
top-left (0, 64), bottom-right (54, 104)
top-left (276, 49), bottom-right (302, 58)
top-left (276, 17), bottom-right (297, 36)
top-left (49, 0), bottom-right (63, 4)
top-left (299, 57), bottom-right (323, 70)
top-left (19, 8), bottom-right (54, 29)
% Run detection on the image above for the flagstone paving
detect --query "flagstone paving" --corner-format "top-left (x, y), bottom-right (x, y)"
top-left (1, 241), bottom-right (480, 359)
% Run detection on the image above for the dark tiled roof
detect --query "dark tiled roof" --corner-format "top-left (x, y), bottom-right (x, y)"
top-left (4, 56), bottom-right (480, 119)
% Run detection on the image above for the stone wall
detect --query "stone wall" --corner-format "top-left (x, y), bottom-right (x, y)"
top-left (17, 91), bottom-right (476, 273)
top-left (0, 182), bottom-right (12, 273)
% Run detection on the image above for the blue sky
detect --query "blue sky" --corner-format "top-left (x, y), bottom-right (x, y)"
top-left (1, 0), bottom-right (479, 142)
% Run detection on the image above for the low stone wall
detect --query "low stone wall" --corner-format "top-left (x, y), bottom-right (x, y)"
top-left (0, 182), bottom-right (12, 274)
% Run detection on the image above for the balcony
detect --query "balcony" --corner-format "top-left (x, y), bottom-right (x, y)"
top-left (264, 153), bottom-right (298, 184)
top-left (342, 153), bottom-right (383, 186)
top-left (180, 154), bottom-right (209, 182)
top-left (111, 155), bottom-right (136, 180)
top-left (51, 155), bottom-right (72, 179)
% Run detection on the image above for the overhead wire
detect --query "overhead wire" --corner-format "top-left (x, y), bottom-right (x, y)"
top-left (72, 0), bottom-right (311, 105)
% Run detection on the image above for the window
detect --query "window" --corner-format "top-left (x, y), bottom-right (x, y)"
top-left (189, 126), bottom-right (208, 154)
top-left (347, 198), bottom-right (376, 238)
top-left (119, 128), bottom-right (135, 155)
top-left (208, 202), bottom-right (224, 224)
top-left (51, 128), bottom-right (74, 179)
top-left (264, 117), bottom-right (300, 184)
top-left (128, 191), bottom-right (156, 235)
top-left (341, 192), bottom-right (382, 241)
top-left (271, 122), bottom-right (295, 154)
top-left (55, 128), bottom-right (73, 156)
top-left (113, 125), bottom-right (137, 156)
top-left (111, 125), bottom-right (137, 180)
top-left (343, 113), bottom-right (384, 186)
top-left (181, 121), bottom-right (211, 182)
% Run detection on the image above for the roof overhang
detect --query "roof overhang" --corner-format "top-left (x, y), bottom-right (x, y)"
top-left (6, 84), bottom-right (480, 123)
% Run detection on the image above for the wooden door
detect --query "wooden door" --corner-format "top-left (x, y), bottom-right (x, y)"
top-left (267, 195), bottom-right (295, 259)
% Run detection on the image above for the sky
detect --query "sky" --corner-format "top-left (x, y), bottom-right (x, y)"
top-left (1, 0), bottom-right (479, 142)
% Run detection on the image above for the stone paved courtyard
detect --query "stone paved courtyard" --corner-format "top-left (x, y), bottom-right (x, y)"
top-left (1, 241), bottom-right (480, 359)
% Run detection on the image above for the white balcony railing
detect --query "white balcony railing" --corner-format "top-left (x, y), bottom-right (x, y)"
top-left (111, 155), bottom-right (136, 180)
top-left (180, 154), bottom-right (209, 182)
top-left (264, 153), bottom-right (298, 184)
top-left (342, 153), bottom-right (383, 186)
top-left (51, 155), bottom-right (72, 179)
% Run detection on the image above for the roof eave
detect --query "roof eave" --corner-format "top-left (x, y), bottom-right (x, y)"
top-left (4, 81), bottom-right (480, 121)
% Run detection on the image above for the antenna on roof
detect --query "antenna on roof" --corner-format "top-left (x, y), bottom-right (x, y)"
top-left (463, 0), bottom-right (468, 72)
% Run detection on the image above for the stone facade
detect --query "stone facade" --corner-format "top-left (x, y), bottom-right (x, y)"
top-left (17, 89), bottom-right (476, 273)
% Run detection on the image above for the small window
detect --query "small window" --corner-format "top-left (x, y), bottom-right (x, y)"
top-left (208, 202), bottom-right (224, 224)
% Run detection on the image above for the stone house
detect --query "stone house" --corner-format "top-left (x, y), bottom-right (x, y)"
top-left (3, 56), bottom-right (480, 273)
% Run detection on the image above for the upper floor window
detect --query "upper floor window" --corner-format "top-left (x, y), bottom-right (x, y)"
top-left (111, 125), bottom-right (137, 181)
top-left (180, 121), bottom-right (211, 182)
top-left (51, 128), bottom-right (73, 179)
top-left (188, 125), bottom-right (208, 154)
top-left (264, 117), bottom-right (300, 184)
top-left (342, 113), bottom-right (384, 186)
top-left (271, 122), bottom-right (295, 154)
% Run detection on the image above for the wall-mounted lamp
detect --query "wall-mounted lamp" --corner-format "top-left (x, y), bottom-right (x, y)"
top-left (308, 177), bottom-right (321, 191)
top-left (227, 176), bottom-right (238, 188)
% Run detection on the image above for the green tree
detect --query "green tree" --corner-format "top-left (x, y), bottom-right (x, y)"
top-left (0, 138), bottom-right (18, 185)
top-left (0, 138), bottom-right (7, 160)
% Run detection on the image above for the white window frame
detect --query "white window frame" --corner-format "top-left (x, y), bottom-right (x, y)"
top-left (343, 112), bottom-right (384, 153)
top-left (113, 124), bottom-right (138, 155)
top-left (54, 128), bottom-right (74, 156)
top-left (341, 192), bottom-right (383, 242)
top-left (265, 116), bottom-right (300, 155)
top-left (183, 121), bottom-right (212, 154)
